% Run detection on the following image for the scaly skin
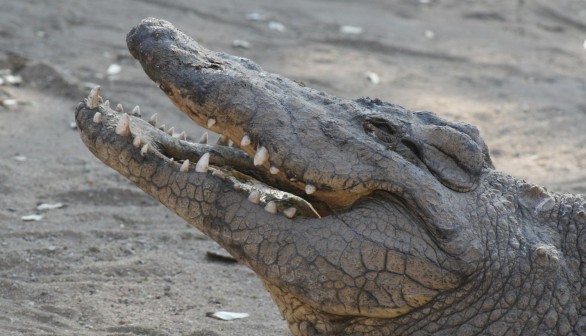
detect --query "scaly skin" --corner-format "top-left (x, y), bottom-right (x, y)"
top-left (75, 18), bottom-right (586, 335)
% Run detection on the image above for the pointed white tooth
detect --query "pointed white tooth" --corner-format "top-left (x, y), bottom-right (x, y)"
top-left (207, 118), bottom-right (216, 128)
top-left (198, 132), bottom-right (208, 144)
top-left (269, 166), bottom-right (279, 174)
top-left (195, 153), bottom-right (210, 173)
top-left (159, 124), bottom-right (166, 131)
top-left (216, 135), bottom-right (229, 146)
top-left (247, 190), bottom-right (261, 204)
top-left (180, 159), bottom-right (190, 172)
top-left (212, 169), bottom-right (225, 178)
top-left (253, 146), bottom-right (269, 166)
top-left (148, 113), bottom-right (158, 126)
top-left (264, 201), bottom-right (277, 214)
top-left (132, 136), bottom-right (141, 148)
top-left (86, 86), bottom-right (100, 109)
top-left (179, 131), bottom-right (187, 141)
top-left (169, 157), bottom-right (174, 163)
top-left (167, 127), bottom-right (175, 136)
top-left (103, 100), bottom-right (110, 109)
top-left (240, 134), bottom-right (251, 146)
top-left (140, 143), bottom-right (149, 156)
top-left (283, 207), bottom-right (297, 219)
top-left (116, 103), bottom-right (124, 113)
top-left (93, 112), bottom-right (102, 124)
top-left (132, 105), bottom-right (141, 116)
top-left (115, 113), bottom-right (131, 136)
top-left (305, 184), bottom-right (316, 195)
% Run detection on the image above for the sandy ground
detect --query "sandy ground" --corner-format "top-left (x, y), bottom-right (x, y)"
top-left (0, 0), bottom-right (585, 335)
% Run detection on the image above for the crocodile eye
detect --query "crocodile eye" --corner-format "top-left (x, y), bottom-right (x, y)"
top-left (363, 117), bottom-right (399, 145)
top-left (363, 117), bottom-right (424, 164)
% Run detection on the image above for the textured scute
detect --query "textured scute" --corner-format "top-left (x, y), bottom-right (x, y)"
top-left (74, 18), bottom-right (586, 336)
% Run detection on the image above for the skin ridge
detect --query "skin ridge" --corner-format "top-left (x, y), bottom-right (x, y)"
top-left (75, 18), bottom-right (586, 335)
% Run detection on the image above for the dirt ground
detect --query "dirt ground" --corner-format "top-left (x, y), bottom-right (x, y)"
top-left (0, 0), bottom-right (585, 335)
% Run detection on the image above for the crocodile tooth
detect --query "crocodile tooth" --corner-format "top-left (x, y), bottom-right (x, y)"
top-left (169, 157), bottom-right (175, 163)
top-left (254, 146), bottom-right (269, 166)
top-left (116, 103), bottom-right (124, 113)
top-left (283, 207), bottom-right (297, 218)
top-left (140, 143), bottom-right (149, 156)
top-left (92, 112), bottom-right (102, 124)
top-left (148, 113), bottom-right (158, 126)
top-left (180, 159), bottom-right (190, 172)
top-left (269, 166), bottom-right (279, 174)
top-left (178, 131), bottom-right (187, 140)
top-left (305, 184), bottom-right (316, 195)
top-left (195, 153), bottom-right (210, 173)
top-left (103, 100), bottom-right (110, 109)
top-left (264, 201), bottom-right (277, 214)
top-left (115, 113), bottom-right (131, 137)
top-left (240, 134), bottom-right (251, 146)
top-left (131, 105), bottom-right (141, 116)
top-left (207, 118), bottom-right (216, 128)
top-left (217, 135), bottom-right (229, 146)
top-left (198, 132), bottom-right (208, 144)
top-left (86, 86), bottom-right (100, 109)
top-left (167, 127), bottom-right (175, 136)
top-left (212, 169), bottom-right (225, 178)
top-left (248, 190), bottom-right (261, 204)
top-left (132, 136), bottom-right (141, 148)
top-left (159, 124), bottom-right (166, 131)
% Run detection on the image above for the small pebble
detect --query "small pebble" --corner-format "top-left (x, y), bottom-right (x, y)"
top-left (365, 71), bottom-right (380, 84)
top-left (37, 203), bottom-right (64, 211)
top-left (206, 311), bottom-right (249, 321)
top-left (14, 155), bottom-right (27, 162)
top-left (268, 21), bottom-right (286, 32)
top-left (424, 30), bottom-right (435, 39)
top-left (106, 64), bottom-right (122, 76)
top-left (21, 214), bottom-right (43, 222)
top-left (232, 40), bottom-right (251, 49)
top-left (340, 25), bottom-right (363, 35)
top-left (1, 99), bottom-right (18, 108)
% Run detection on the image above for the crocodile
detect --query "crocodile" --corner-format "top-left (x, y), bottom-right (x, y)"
top-left (75, 18), bottom-right (586, 335)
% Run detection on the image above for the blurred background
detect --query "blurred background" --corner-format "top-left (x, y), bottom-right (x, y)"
top-left (0, 0), bottom-right (585, 335)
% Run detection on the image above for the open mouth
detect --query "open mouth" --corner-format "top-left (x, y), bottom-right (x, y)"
top-left (77, 86), bottom-right (326, 219)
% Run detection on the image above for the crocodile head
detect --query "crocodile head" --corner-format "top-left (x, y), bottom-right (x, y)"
top-left (76, 18), bottom-right (585, 335)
